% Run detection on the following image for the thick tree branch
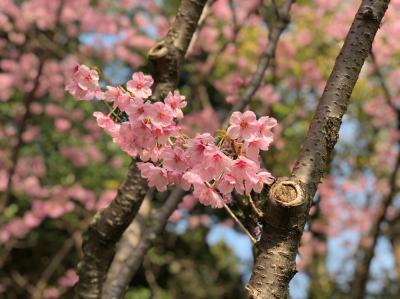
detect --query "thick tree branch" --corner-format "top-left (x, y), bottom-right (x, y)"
top-left (223, 0), bottom-right (293, 128)
top-left (246, 1), bottom-right (390, 298)
top-left (76, 161), bottom-right (148, 299)
top-left (149, 0), bottom-right (208, 100)
top-left (101, 188), bottom-right (185, 299)
top-left (75, 1), bottom-right (208, 298)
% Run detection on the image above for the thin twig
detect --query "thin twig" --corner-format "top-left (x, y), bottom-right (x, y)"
top-left (222, 0), bottom-right (293, 128)
top-left (10, 269), bottom-right (34, 295)
top-left (370, 50), bottom-right (396, 110)
top-left (247, 195), bottom-right (264, 219)
top-left (228, 0), bottom-right (238, 33)
top-left (32, 237), bottom-right (75, 299)
top-left (200, 5), bottom-right (257, 80)
top-left (223, 203), bottom-right (256, 244)
top-left (143, 257), bottom-right (160, 299)
top-left (185, 0), bottom-right (215, 59)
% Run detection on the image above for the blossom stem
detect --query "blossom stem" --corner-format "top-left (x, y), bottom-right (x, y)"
top-left (223, 203), bottom-right (256, 244)
top-left (248, 195), bottom-right (264, 219)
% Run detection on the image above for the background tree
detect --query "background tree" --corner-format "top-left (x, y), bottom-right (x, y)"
top-left (1, 0), bottom-right (400, 298)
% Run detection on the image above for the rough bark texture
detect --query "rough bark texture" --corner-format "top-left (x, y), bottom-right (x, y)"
top-left (76, 162), bottom-right (147, 299)
top-left (102, 194), bottom-right (152, 298)
top-left (75, 1), bottom-right (207, 298)
top-left (246, 1), bottom-right (390, 298)
top-left (101, 188), bottom-right (185, 299)
top-left (149, 0), bottom-right (208, 100)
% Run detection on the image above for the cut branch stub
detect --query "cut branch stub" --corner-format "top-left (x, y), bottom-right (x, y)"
top-left (148, 41), bottom-right (169, 59)
top-left (263, 178), bottom-right (309, 233)
top-left (269, 178), bottom-right (305, 207)
top-left (246, 179), bottom-right (308, 299)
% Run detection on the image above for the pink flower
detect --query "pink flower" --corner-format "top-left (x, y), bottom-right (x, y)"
top-left (115, 122), bottom-right (140, 157)
top-left (196, 185), bottom-right (225, 208)
top-left (125, 97), bottom-right (145, 120)
top-left (126, 72), bottom-right (153, 99)
top-left (165, 91), bottom-right (186, 118)
top-left (137, 162), bottom-right (169, 191)
top-left (140, 145), bottom-right (163, 162)
top-left (104, 86), bottom-right (132, 110)
top-left (23, 212), bottom-right (41, 229)
top-left (58, 269), bottom-right (79, 288)
top-left (130, 120), bottom-right (156, 149)
top-left (55, 118), bottom-right (71, 132)
top-left (93, 112), bottom-right (120, 137)
top-left (66, 64), bottom-right (101, 100)
top-left (198, 146), bottom-right (232, 180)
top-left (186, 133), bottom-right (214, 164)
top-left (43, 288), bottom-right (60, 299)
top-left (68, 68), bottom-right (278, 209)
top-left (145, 102), bottom-right (174, 126)
top-left (231, 156), bottom-right (259, 179)
top-left (169, 210), bottom-right (183, 223)
top-left (251, 171), bottom-right (275, 193)
top-left (181, 171), bottom-right (204, 191)
top-left (243, 136), bottom-right (272, 161)
top-left (162, 147), bottom-right (189, 173)
top-left (229, 156), bottom-right (259, 194)
top-left (216, 173), bottom-right (236, 194)
top-left (227, 111), bottom-right (258, 140)
top-left (258, 116), bottom-right (277, 136)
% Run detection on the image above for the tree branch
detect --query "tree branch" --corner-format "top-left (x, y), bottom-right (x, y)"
top-left (76, 161), bottom-right (148, 299)
top-left (100, 191), bottom-right (152, 298)
top-left (223, 202), bottom-right (257, 244)
top-left (33, 236), bottom-right (76, 299)
top-left (222, 0), bottom-right (293, 128)
top-left (101, 188), bottom-right (185, 299)
top-left (0, 61), bottom-right (44, 213)
top-left (149, 0), bottom-right (209, 100)
top-left (246, 1), bottom-right (390, 298)
top-left (370, 50), bottom-right (396, 110)
top-left (75, 1), bottom-right (208, 298)
top-left (185, 0), bottom-right (215, 59)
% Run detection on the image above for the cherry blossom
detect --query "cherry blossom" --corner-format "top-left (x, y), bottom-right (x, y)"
top-left (65, 65), bottom-right (101, 100)
top-left (165, 91), bottom-right (187, 118)
top-left (227, 111), bottom-right (259, 140)
top-left (67, 66), bottom-right (276, 208)
top-left (126, 72), bottom-right (154, 98)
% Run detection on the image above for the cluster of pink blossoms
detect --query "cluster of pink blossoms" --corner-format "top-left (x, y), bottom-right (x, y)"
top-left (66, 65), bottom-right (277, 208)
